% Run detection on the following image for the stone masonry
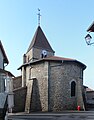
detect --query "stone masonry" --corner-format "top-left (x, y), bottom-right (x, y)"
top-left (24, 60), bottom-right (85, 112)
top-left (13, 76), bottom-right (22, 89)
top-left (14, 26), bottom-right (86, 112)
top-left (49, 61), bottom-right (84, 110)
top-left (25, 61), bottom-right (49, 112)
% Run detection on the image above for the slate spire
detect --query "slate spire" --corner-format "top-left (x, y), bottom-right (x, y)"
top-left (27, 26), bottom-right (54, 53)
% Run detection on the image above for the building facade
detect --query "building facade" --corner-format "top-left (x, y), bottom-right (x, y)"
top-left (13, 26), bottom-right (86, 112)
top-left (0, 41), bottom-right (14, 118)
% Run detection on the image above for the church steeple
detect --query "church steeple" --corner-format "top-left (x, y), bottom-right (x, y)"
top-left (26, 26), bottom-right (55, 62)
top-left (37, 8), bottom-right (41, 26)
top-left (23, 10), bottom-right (55, 62)
top-left (27, 26), bottom-right (54, 53)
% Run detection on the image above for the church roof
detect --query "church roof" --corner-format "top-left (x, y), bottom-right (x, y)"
top-left (44, 56), bottom-right (86, 69)
top-left (0, 41), bottom-right (9, 64)
top-left (27, 26), bottom-right (54, 53)
top-left (18, 56), bottom-right (86, 70)
top-left (43, 56), bottom-right (74, 61)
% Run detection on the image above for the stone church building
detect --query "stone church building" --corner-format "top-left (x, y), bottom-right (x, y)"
top-left (13, 26), bottom-right (86, 112)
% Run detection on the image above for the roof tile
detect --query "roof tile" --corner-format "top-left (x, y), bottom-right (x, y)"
top-left (27, 26), bottom-right (54, 53)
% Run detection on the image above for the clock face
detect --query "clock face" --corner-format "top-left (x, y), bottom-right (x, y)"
top-left (41, 50), bottom-right (47, 58)
top-left (42, 50), bottom-right (47, 55)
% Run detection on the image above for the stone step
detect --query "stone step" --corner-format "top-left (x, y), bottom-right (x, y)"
top-left (8, 111), bottom-right (94, 120)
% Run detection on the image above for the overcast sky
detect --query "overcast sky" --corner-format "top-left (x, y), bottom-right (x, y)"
top-left (0, 0), bottom-right (94, 89)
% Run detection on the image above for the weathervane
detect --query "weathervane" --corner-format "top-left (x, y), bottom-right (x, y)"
top-left (37, 8), bottom-right (41, 26)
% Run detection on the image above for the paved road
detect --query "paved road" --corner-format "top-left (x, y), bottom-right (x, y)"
top-left (8, 111), bottom-right (94, 120)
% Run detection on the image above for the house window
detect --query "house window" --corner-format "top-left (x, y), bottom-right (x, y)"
top-left (71, 81), bottom-right (76, 97)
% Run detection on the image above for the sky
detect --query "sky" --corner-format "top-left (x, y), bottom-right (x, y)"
top-left (0, 0), bottom-right (94, 89)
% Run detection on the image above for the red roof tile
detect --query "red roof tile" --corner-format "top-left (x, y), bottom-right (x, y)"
top-left (86, 87), bottom-right (94, 92)
top-left (43, 56), bottom-right (75, 61)
top-left (18, 56), bottom-right (86, 70)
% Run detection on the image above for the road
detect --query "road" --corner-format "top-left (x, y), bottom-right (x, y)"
top-left (8, 111), bottom-right (94, 120)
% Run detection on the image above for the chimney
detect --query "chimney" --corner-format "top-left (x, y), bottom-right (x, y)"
top-left (23, 54), bottom-right (26, 64)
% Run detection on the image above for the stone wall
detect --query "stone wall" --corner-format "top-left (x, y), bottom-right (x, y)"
top-left (13, 76), bottom-right (22, 90)
top-left (25, 61), bottom-right (48, 112)
top-left (26, 47), bottom-right (54, 62)
top-left (17, 60), bottom-right (84, 112)
top-left (12, 87), bottom-right (27, 113)
top-left (86, 91), bottom-right (94, 110)
top-left (25, 79), bottom-right (42, 112)
top-left (25, 48), bottom-right (33, 62)
top-left (86, 91), bottom-right (94, 101)
top-left (49, 61), bottom-right (84, 111)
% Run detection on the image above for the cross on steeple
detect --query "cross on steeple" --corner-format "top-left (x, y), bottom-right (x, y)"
top-left (37, 8), bottom-right (41, 26)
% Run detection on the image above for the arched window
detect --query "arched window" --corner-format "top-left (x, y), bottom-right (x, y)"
top-left (71, 81), bottom-right (76, 97)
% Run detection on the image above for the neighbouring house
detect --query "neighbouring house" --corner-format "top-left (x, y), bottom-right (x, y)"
top-left (0, 41), bottom-right (14, 118)
top-left (85, 87), bottom-right (94, 110)
top-left (12, 25), bottom-right (86, 112)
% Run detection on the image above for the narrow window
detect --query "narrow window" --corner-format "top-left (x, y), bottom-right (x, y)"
top-left (71, 81), bottom-right (76, 97)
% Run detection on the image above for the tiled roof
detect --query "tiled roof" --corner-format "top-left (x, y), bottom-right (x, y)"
top-left (0, 41), bottom-right (9, 64)
top-left (43, 56), bottom-right (75, 61)
top-left (27, 26), bottom-right (54, 53)
top-left (43, 56), bottom-right (86, 69)
top-left (86, 87), bottom-right (94, 92)
top-left (18, 56), bottom-right (86, 70)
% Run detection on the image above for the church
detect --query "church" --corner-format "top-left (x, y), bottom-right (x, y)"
top-left (12, 25), bottom-right (86, 112)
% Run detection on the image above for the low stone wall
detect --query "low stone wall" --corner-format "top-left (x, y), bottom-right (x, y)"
top-left (12, 87), bottom-right (27, 113)
top-left (13, 76), bottom-right (22, 90)
top-left (86, 91), bottom-right (94, 102)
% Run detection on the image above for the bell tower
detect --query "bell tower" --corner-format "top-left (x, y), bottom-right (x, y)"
top-left (23, 26), bottom-right (55, 63)
top-left (21, 11), bottom-right (55, 87)
top-left (23, 9), bottom-right (54, 63)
